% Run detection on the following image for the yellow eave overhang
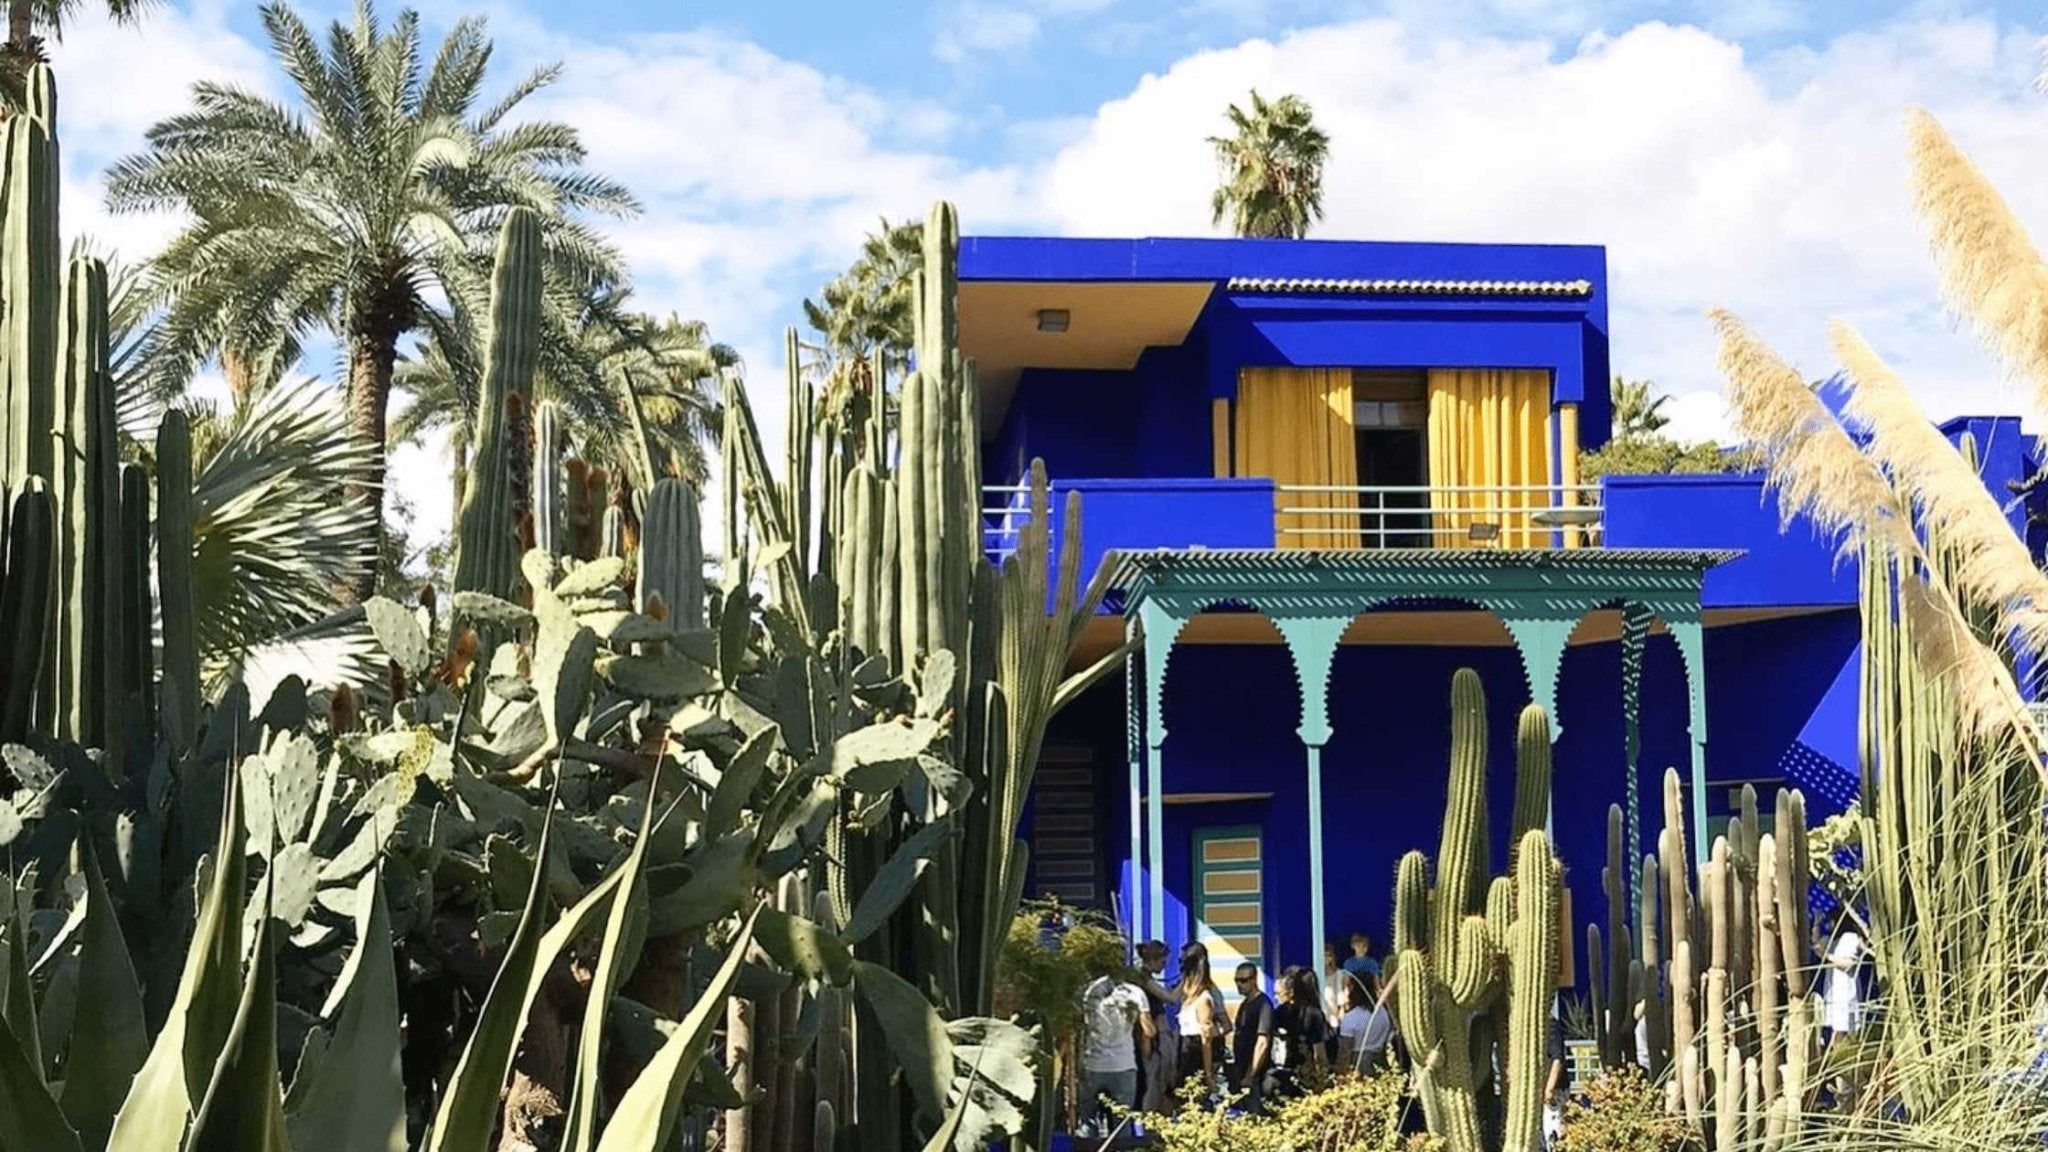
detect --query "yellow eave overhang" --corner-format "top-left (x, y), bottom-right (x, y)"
top-left (958, 279), bottom-right (1215, 436)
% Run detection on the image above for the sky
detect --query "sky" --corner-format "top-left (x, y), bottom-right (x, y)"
top-left (42, 0), bottom-right (2048, 554)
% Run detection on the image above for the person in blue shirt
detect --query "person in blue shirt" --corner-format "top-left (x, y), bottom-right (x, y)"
top-left (1341, 933), bottom-right (1382, 982)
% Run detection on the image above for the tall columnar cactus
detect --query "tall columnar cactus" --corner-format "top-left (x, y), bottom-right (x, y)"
top-left (1590, 768), bottom-right (1817, 1150)
top-left (2, 65), bottom-right (60, 492)
top-left (1392, 670), bottom-right (1560, 1152)
top-left (0, 480), bottom-right (53, 742)
top-left (0, 66), bottom-right (141, 756)
top-left (117, 463), bottom-right (154, 744)
top-left (781, 328), bottom-right (814, 583)
top-left (531, 399), bottom-right (563, 558)
top-left (1505, 832), bottom-right (1561, 1152)
top-left (716, 200), bottom-right (1108, 1151)
top-left (453, 209), bottom-right (542, 600)
top-left (565, 456), bottom-right (598, 560)
top-left (49, 249), bottom-right (122, 749)
top-left (156, 409), bottom-right (199, 748)
top-left (638, 478), bottom-right (705, 630)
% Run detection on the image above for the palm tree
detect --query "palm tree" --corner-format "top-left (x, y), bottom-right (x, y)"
top-left (1611, 377), bottom-right (1672, 441)
top-left (2, 0), bottom-right (154, 105)
top-left (804, 217), bottom-right (922, 378)
top-left (1208, 90), bottom-right (1329, 240)
top-left (106, 1), bottom-right (636, 593)
top-left (395, 287), bottom-right (730, 488)
top-left (592, 309), bottom-right (733, 484)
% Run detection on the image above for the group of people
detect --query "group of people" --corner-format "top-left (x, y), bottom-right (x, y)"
top-left (1074, 933), bottom-right (1397, 1137)
top-left (1073, 910), bottom-right (1870, 1142)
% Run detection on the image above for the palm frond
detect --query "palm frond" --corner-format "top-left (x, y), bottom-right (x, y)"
top-left (188, 378), bottom-right (379, 659)
top-left (106, 0), bottom-right (636, 475)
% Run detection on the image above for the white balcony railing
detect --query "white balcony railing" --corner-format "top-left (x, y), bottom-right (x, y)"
top-left (977, 481), bottom-right (1606, 562)
top-left (1275, 483), bottom-right (1603, 549)
top-left (982, 484), bottom-right (1042, 561)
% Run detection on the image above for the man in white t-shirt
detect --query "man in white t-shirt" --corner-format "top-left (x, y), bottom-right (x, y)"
top-left (1823, 909), bottom-right (1865, 1041)
top-left (1080, 972), bottom-right (1155, 1136)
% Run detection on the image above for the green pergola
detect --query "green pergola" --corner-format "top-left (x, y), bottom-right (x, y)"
top-left (1104, 546), bottom-right (1741, 963)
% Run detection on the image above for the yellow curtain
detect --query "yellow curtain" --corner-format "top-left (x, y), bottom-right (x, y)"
top-left (1558, 402), bottom-right (1583, 549)
top-left (1233, 368), bottom-right (1357, 549)
top-left (1426, 369), bottom-right (1553, 549)
top-left (1211, 397), bottom-right (1233, 478)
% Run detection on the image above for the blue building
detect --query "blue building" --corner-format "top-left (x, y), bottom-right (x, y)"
top-left (958, 233), bottom-right (2043, 995)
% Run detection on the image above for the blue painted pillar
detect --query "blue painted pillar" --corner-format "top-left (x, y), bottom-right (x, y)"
top-left (1666, 610), bottom-right (1710, 867)
top-left (1124, 615), bottom-right (1144, 948)
top-left (1275, 615), bottom-right (1345, 995)
top-left (1138, 600), bottom-right (1180, 948)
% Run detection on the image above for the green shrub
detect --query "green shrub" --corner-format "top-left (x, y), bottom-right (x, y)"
top-left (1580, 437), bottom-right (1757, 480)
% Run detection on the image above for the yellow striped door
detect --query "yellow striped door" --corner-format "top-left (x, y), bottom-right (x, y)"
top-left (1193, 827), bottom-right (1265, 1006)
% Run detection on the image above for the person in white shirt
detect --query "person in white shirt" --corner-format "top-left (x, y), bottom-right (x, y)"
top-left (1322, 941), bottom-right (1367, 1031)
top-left (1136, 940), bottom-right (1178, 1113)
top-left (1079, 972), bottom-right (1154, 1136)
top-left (1335, 974), bottom-right (1393, 1074)
top-left (1822, 908), bottom-right (1865, 1041)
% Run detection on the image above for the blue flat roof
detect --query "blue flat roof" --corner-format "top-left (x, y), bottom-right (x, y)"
top-left (959, 235), bottom-right (1606, 286)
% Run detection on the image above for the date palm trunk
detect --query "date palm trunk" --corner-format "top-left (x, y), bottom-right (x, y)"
top-left (1, 0), bottom-right (36, 115)
top-left (345, 321), bottom-right (399, 601)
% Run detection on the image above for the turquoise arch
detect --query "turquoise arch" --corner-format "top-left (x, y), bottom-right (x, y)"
top-left (1112, 547), bottom-right (1736, 965)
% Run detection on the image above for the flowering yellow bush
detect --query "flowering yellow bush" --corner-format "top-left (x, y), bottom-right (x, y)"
top-left (1122, 1072), bottom-right (1435, 1152)
top-left (1555, 1066), bottom-right (1690, 1152)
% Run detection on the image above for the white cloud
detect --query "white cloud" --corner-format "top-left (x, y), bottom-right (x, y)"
top-left (503, 24), bottom-right (1039, 526)
top-left (63, 2), bottom-right (2048, 560)
top-left (40, 2), bottom-right (271, 258)
top-left (1035, 15), bottom-right (2048, 444)
top-left (937, 4), bottom-right (1043, 62)
top-left (48, 4), bottom-right (1038, 555)
top-left (934, 0), bottom-right (1121, 63)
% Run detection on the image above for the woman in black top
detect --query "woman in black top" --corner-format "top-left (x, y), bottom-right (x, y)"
top-left (1270, 965), bottom-right (1330, 1099)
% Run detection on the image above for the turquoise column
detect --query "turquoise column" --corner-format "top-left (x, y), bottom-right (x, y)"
top-left (1618, 602), bottom-right (1650, 910)
top-left (1274, 614), bottom-right (1345, 995)
top-left (1138, 600), bottom-right (1180, 947)
top-left (1497, 609), bottom-right (1573, 843)
top-left (1124, 615), bottom-right (1144, 946)
top-left (1497, 609), bottom-right (1575, 742)
top-left (1666, 610), bottom-right (1710, 867)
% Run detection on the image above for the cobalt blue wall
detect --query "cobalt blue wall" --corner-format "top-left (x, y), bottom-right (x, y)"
top-left (1940, 415), bottom-right (2041, 546)
top-left (1038, 608), bottom-right (1861, 986)
top-left (966, 234), bottom-right (1614, 482)
top-left (1602, 475), bottom-right (1855, 609)
top-left (986, 368), bottom-right (1141, 484)
top-left (961, 236), bottom-right (1607, 290)
top-left (1199, 294), bottom-right (1610, 440)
